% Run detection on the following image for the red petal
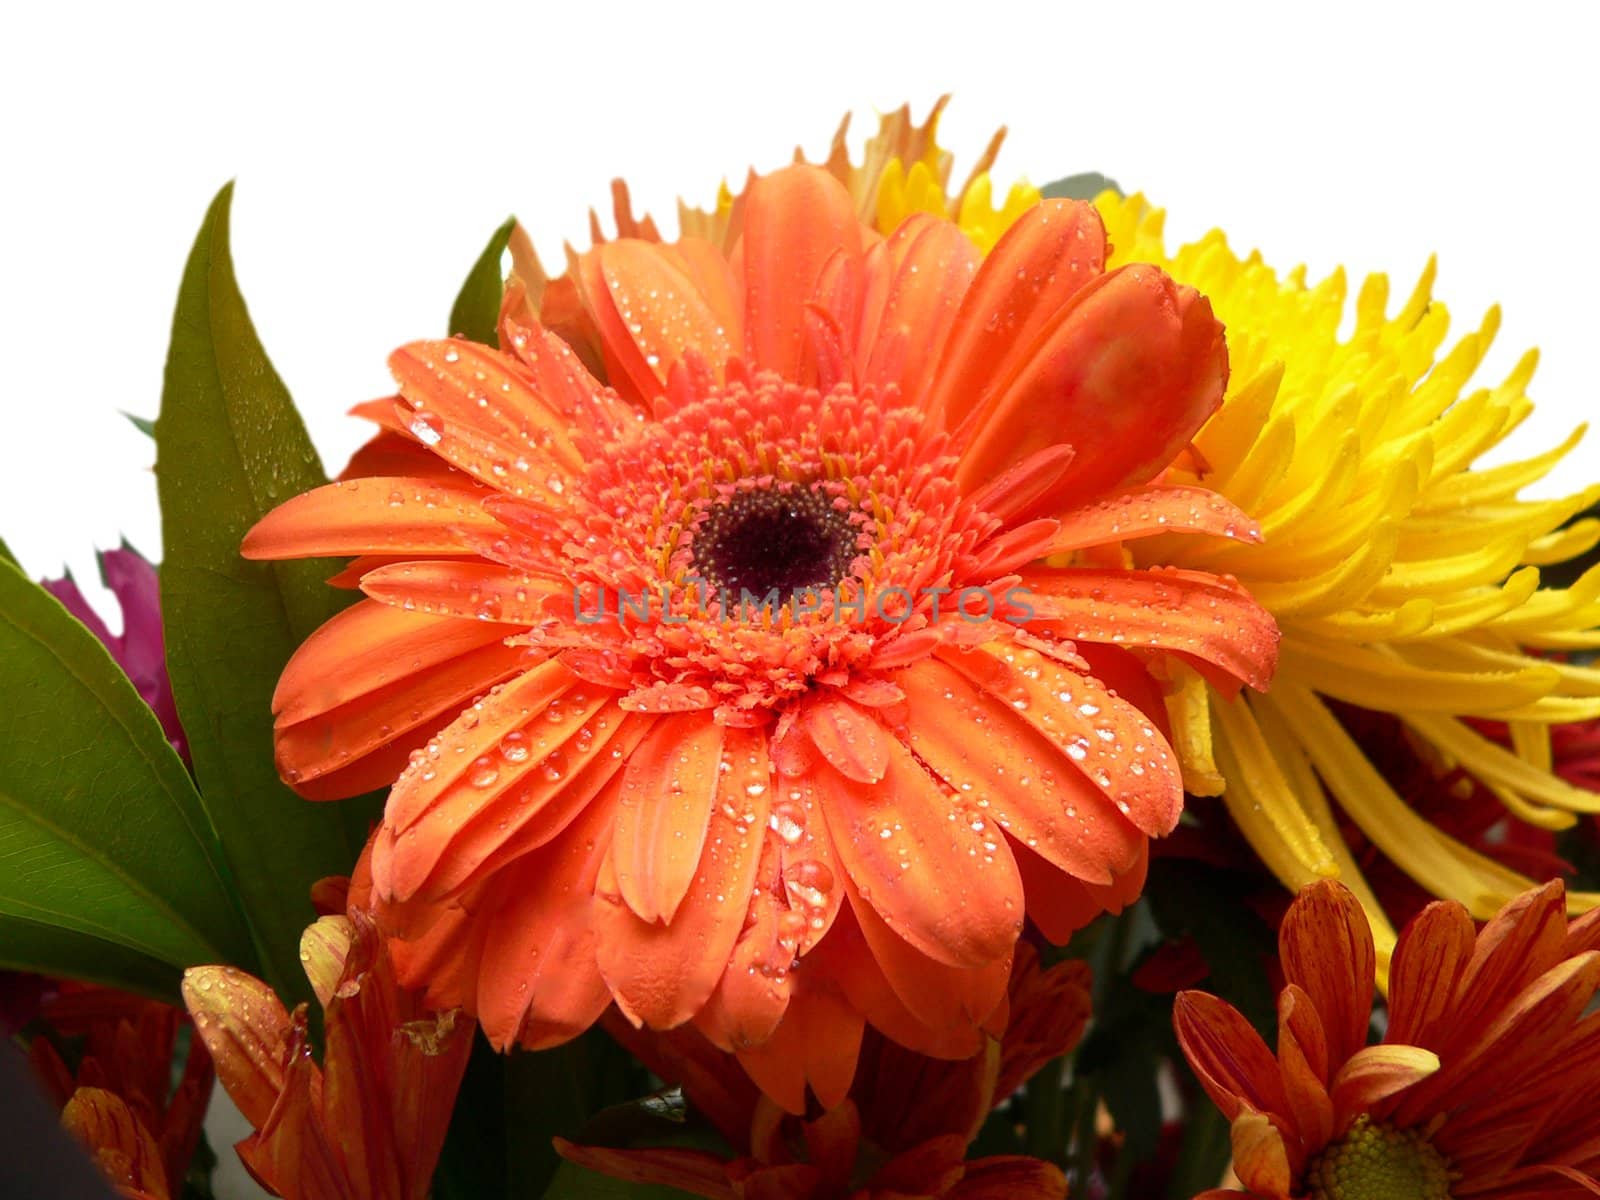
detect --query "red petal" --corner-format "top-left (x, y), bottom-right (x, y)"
top-left (1385, 899), bottom-right (1476, 1048)
top-left (1172, 990), bottom-right (1289, 1121)
top-left (814, 730), bottom-right (1023, 969)
top-left (1330, 1045), bottom-right (1440, 1128)
top-left (948, 1157), bottom-right (1069, 1200)
top-left (1279, 881), bottom-right (1376, 1072)
top-left (740, 166), bottom-right (862, 382)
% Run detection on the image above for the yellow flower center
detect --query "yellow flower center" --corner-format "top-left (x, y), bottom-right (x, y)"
top-left (1306, 1116), bottom-right (1453, 1200)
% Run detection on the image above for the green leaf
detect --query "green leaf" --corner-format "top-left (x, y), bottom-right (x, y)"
top-left (0, 558), bottom-right (256, 986)
top-left (1041, 172), bottom-right (1123, 202)
top-left (155, 182), bottom-right (377, 1004)
top-left (0, 536), bottom-right (16, 567)
top-left (448, 216), bottom-right (516, 347)
top-left (0, 913), bottom-right (180, 1002)
top-left (123, 411), bottom-right (156, 439)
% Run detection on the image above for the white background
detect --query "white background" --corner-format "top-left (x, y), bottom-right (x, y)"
top-left (3, 1), bottom-right (1598, 626)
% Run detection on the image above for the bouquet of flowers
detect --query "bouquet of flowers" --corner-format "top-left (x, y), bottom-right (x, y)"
top-left (4, 100), bottom-right (1598, 1200)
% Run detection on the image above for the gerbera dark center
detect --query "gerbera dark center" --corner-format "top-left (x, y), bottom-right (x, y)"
top-left (692, 485), bottom-right (857, 601)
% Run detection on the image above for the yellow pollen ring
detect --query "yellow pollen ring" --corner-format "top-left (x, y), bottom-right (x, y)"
top-left (1306, 1115), bottom-right (1454, 1200)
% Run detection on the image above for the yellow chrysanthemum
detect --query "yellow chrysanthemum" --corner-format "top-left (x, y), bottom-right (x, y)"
top-left (1096, 192), bottom-right (1600, 960)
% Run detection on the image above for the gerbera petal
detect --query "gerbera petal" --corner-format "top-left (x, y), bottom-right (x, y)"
top-left (375, 688), bottom-right (619, 903)
top-left (388, 339), bottom-right (582, 497)
top-left (844, 876), bottom-right (1011, 1036)
top-left (271, 598), bottom-right (521, 725)
top-left (952, 264), bottom-right (1228, 508)
top-left (938, 644), bottom-right (1184, 839)
top-left (241, 476), bottom-right (501, 560)
top-left (381, 659), bottom-right (578, 834)
top-left (926, 198), bottom-right (1106, 431)
top-left (860, 214), bottom-right (980, 407)
top-left (399, 704), bottom-right (646, 903)
top-left (734, 979), bottom-right (865, 1115)
top-left (814, 731), bottom-right (1024, 969)
top-left (275, 638), bottom-right (533, 790)
top-left (579, 238), bottom-right (738, 402)
top-left (595, 727), bottom-right (770, 1029)
top-left (801, 692), bottom-right (889, 785)
top-left (1038, 484), bottom-right (1264, 555)
top-left (740, 165), bottom-right (863, 381)
top-left (473, 796), bottom-right (615, 1051)
top-left (1022, 566), bottom-right (1280, 694)
top-left (358, 559), bottom-right (567, 623)
top-left (1278, 879), bottom-right (1376, 1070)
top-left (696, 846), bottom-right (793, 1051)
top-left (898, 657), bottom-right (1143, 884)
top-left (1172, 990), bottom-right (1289, 1121)
top-left (612, 713), bottom-right (727, 923)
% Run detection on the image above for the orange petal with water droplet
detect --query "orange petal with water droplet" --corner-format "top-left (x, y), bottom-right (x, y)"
top-left (382, 659), bottom-right (578, 834)
top-left (801, 692), bottom-right (889, 784)
top-left (1038, 484), bottom-right (1264, 554)
top-left (860, 214), bottom-right (980, 407)
top-left (181, 966), bottom-right (292, 1130)
top-left (388, 339), bottom-right (583, 496)
top-left (953, 265), bottom-right (1227, 509)
top-left (735, 978), bottom-right (865, 1115)
top-left (275, 638), bottom-right (531, 793)
top-left (473, 795), bottom-right (616, 1051)
top-left (1021, 566), bottom-right (1281, 694)
top-left (377, 688), bottom-right (619, 903)
top-left (814, 732), bottom-right (1023, 970)
top-left (358, 559), bottom-right (567, 624)
top-left (242, 476), bottom-right (502, 560)
top-left (612, 713), bottom-right (727, 923)
top-left (740, 165), bottom-right (862, 382)
top-left (939, 645), bottom-right (1184, 839)
top-left (899, 657), bottom-right (1144, 885)
top-left (580, 239), bottom-right (738, 403)
top-left (595, 727), bottom-right (770, 1029)
top-left (1010, 839), bottom-right (1104, 944)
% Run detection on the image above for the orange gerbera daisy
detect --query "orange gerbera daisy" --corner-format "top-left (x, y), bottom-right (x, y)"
top-left (1175, 879), bottom-right (1600, 1198)
top-left (245, 162), bottom-right (1278, 1098)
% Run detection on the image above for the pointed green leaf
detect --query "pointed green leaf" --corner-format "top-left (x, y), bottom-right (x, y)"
top-left (0, 558), bottom-right (255, 985)
top-left (1041, 172), bottom-right (1123, 202)
top-left (0, 913), bottom-right (181, 1002)
top-left (448, 216), bottom-right (516, 347)
top-left (0, 536), bottom-right (15, 567)
top-left (155, 183), bottom-right (376, 1004)
top-left (123, 411), bottom-right (157, 439)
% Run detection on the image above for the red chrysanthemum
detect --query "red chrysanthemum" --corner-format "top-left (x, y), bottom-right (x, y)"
top-left (1175, 879), bottom-right (1600, 1198)
top-left (245, 163), bottom-right (1278, 1104)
